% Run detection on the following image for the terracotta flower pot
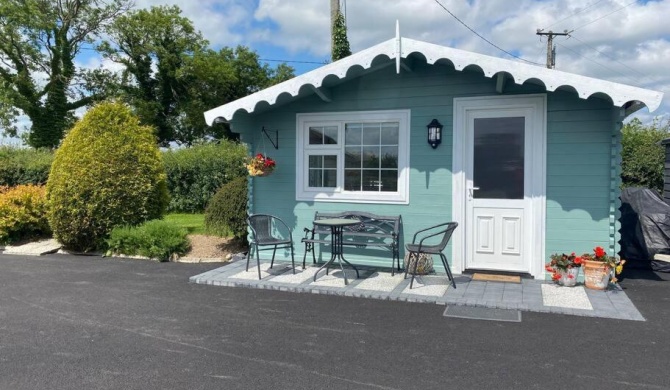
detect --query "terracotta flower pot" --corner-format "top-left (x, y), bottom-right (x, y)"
top-left (583, 259), bottom-right (611, 290)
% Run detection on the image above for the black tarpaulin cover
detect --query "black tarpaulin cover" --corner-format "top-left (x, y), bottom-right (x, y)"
top-left (619, 187), bottom-right (670, 272)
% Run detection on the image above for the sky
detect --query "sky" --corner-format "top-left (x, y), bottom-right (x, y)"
top-left (2, 0), bottom-right (669, 146)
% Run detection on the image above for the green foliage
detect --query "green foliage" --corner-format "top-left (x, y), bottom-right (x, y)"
top-left (163, 213), bottom-right (205, 235)
top-left (205, 176), bottom-right (248, 240)
top-left (163, 141), bottom-right (247, 212)
top-left (0, 185), bottom-right (50, 244)
top-left (621, 118), bottom-right (670, 192)
top-left (0, 0), bottom-right (132, 148)
top-left (100, 6), bottom-right (295, 146)
top-left (0, 146), bottom-right (53, 186)
top-left (106, 219), bottom-right (190, 262)
top-left (331, 10), bottom-right (351, 61)
top-left (46, 101), bottom-right (169, 252)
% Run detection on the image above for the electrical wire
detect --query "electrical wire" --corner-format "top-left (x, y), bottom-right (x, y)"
top-left (259, 58), bottom-right (328, 65)
top-left (542, 0), bottom-right (607, 30)
top-left (432, 0), bottom-right (543, 66)
top-left (568, 33), bottom-right (644, 76)
top-left (572, 0), bottom-right (637, 32)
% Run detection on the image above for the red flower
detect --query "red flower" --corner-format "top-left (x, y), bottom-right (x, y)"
top-left (574, 256), bottom-right (583, 265)
top-left (551, 273), bottom-right (561, 281)
top-left (545, 265), bottom-right (555, 273)
top-left (594, 246), bottom-right (606, 258)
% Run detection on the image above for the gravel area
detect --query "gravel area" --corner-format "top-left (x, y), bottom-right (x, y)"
top-left (184, 234), bottom-right (247, 260)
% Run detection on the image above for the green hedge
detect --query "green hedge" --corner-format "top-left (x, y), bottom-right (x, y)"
top-left (205, 176), bottom-right (248, 240)
top-left (163, 141), bottom-right (247, 213)
top-left (0, 147), bottom-right (53, 186)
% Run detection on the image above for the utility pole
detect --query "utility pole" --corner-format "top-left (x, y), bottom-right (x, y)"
top-left (330, 0), bottom-right (339, 56)
top-left (536, 29), bottom-right (571, 69)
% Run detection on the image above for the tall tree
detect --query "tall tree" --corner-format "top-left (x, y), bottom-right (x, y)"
top-left (331, 10), bottom-right (351, 61)
top-left (0, 0), bottom-right (132, 148)
top-left (101, 5), bottom-right (294, 146)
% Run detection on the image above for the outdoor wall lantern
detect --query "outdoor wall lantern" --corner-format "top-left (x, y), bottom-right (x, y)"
top-left (427, 119), bottom-right (442, 149)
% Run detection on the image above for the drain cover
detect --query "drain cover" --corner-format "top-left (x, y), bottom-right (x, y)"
top-left (443, 305), bottom-right (521, 322)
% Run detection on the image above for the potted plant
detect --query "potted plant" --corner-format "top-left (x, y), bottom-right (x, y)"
top-left (246, 153), bottom-right (276, 177)
top-left (545, 252), bottom-right (582, 287)
top-left (581, 246), bottom-right (626, 290)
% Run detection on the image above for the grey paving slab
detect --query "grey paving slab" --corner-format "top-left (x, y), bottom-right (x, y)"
top-left (190, 263), bottom-right (646, 321)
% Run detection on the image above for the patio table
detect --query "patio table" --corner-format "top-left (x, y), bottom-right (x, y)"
top-left (312, 218), bottom-right (361, 285)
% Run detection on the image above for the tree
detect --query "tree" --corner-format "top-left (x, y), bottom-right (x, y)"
top-left (331, 10), bottom-right (351, 61)
top-left (0, 0), bottom-right (132, 148)
top-left (621, 117), bottom-right (670, 193)
top-left (101, 6), bottom-right (295, 146)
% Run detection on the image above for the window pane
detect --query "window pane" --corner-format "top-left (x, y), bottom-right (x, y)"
top-left (362, 146), bottom-right (379, 168)
top-left (344, 169), bottom-right (361, 191)
top-left (380, 146), bottom-right (398, 168)
top-left (363, 124), bottom-right (380, 145)
top-left (309, 127), bottom-right (323, 144)
top-left (323, 169), bottom-right (337, 187)
top-left (345, 147), bottom-right (361, 168)
top-left (324, 126), bottom-right (338, 144)
top-left (308, 169), bottom-right (322, 187)
top-left (324, 155), bottom-right (337, 168)
top-left (380, 123), bottom-right (399, 145)
top-left (345, 124), bottom-right (362, 145)
top-left (473, 117), bottom-right (525, 199)
top-left (380, 170), bottom-right (398, 192)
top-left (362, 170), bottom-right (381, 191)
top-left (308, 155), bottom-right (322, 168)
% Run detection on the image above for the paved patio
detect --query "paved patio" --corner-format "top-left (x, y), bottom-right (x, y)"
top-left (190, 256), bottom-right (645, 321)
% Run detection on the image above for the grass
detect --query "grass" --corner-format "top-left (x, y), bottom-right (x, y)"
top-left (164, 213), bottom-right (206, 235)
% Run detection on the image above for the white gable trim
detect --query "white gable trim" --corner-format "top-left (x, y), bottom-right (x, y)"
top-left (204, 37), bottom-right (663, 125)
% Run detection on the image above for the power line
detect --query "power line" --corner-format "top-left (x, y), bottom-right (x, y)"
top-left (543, 0), bottom-right (608, 30)
top-left (259, 58), bottom-right (328, 65)
top-left (568, 33), bottom-right (644, 76)
top-left (432, 0), bottom-right (543, 66)
top-left (555, 41), bottom-right (638, 84)
top-left (572, 0), bottom-right (637, 32)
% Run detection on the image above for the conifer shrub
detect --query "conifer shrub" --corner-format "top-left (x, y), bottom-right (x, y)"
top-left (0, 185), bottom-right (50, 244)
top-left (204, 176), bottom-right (248, 240)
top-left (162, 141), bottom-right (247, 212)
top-left (46, 101), bottom-right (169, 252)
top-left (106, 219), bottom-right (190, 262)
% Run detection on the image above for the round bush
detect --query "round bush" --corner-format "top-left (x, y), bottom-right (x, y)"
top-left (0, 185), bottom-right (50, 244)
top-left (205, 176), bottom-right (248, 240)
top-left (46, 101), bottom-right (169, 251)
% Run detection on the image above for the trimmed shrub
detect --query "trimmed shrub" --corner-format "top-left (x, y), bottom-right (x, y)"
top-left (162, 141), bottom-right (247, 213)
top-left (106, 219), bottom-right (191, 262)
top-left (46, 101), bottom-right (169, 252)
top-left (0, 185), bottom-right (50, 244)
top-left (205, 176), bottom-right (248, 240)
top-left (0, 147), bottom-right (54, 186)
top-left (621, 118), bottom-right (669, 193)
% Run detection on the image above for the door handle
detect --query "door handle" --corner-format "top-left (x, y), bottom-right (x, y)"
top-left (468, 187), bottom-right (480, 199)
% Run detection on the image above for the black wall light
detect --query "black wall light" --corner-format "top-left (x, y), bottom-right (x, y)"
top-left (427, 119), bottom-right (442, 149)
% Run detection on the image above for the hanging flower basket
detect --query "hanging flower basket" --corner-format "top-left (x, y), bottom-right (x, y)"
top-left (246, 153), bottom-right (276, 177)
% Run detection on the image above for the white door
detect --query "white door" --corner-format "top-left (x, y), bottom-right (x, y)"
top-left (465, 111), bottom-right (532, 272)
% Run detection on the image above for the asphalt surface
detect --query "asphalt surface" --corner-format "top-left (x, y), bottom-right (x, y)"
top-left (1, 254), bottom-right (669, 390)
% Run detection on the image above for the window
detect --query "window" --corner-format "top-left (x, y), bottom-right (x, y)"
top-left (296, 110), bottom-right (410, 204)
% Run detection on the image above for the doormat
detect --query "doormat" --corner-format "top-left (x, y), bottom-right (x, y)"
top-left (472, 273), bottom-right (521, 283)
top-left (443, 305), bottom-right (522, 322)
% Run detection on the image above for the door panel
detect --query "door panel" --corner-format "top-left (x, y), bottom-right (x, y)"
top-left (466, 114), bottom-right (531, 272)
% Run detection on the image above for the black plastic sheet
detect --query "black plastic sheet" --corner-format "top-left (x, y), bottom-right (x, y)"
top-left (619, 187), bottom-right (670, 272)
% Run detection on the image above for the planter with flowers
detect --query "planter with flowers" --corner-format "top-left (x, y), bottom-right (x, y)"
top-left (546, 252), bottom-right (583, 287)
top-left (246, 153), bottom-right (276, 177)
top-left (581, 246), bottom-right (626, 290)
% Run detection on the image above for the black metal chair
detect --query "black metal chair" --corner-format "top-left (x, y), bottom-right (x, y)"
top-left (404, 222), bottom-right (458, 289)
top-left (246, 214), bottom-right (296, 280)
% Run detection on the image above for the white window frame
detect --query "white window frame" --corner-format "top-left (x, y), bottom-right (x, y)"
top-left (296, 109), bottom-right (411, 204)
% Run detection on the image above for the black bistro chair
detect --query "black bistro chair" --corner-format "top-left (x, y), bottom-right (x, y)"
top-left (246, 214), bottom-right (296, 280)
top-left (404, 222), bottom-right (458, 289)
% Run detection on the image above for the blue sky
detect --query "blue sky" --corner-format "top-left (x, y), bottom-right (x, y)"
top-left (2, 0), bottom-right (669, 146)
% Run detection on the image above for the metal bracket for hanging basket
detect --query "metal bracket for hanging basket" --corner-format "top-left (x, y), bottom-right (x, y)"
top-left (261, 126), bottom-right (278, 149)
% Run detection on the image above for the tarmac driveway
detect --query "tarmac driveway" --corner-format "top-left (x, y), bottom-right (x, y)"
top-left (1, 254), bottom-right (669, 390)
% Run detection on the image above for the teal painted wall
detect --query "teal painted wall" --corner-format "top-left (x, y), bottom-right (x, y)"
top-left (232, 61), bottom-right (616, 274)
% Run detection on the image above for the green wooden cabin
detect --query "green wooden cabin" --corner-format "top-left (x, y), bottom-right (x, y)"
top-left (204, 31), bottom-right (663, 279)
